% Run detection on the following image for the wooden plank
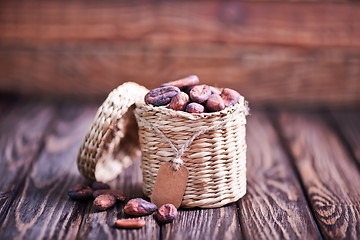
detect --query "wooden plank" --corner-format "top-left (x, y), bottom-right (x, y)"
top-left (0, 1), bottom-right (359, 106)
top-left (77, 157), bottom-right (159, 240)
top-left (0, 102), bottom-right (54, 226)
top-left (161, 203), bottom-right (242, 240)
top-left (0, 45), bottom-right (359, 107)
top-left (277, 111), bottom-right (360, 239)
top-left (0, 1), bottom-right (358, 47)
top-left (330, 110), bottom-right (360, 167)
top-left (237, 112), bottom-right (320, 239)
top-left (0, 104), bottom-right (97, 239)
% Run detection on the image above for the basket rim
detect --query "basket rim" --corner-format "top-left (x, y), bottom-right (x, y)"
top-left (136, 95), bottom-right (248, 120)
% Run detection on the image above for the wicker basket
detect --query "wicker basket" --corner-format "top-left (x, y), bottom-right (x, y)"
top-left (134, 96), bottom-right (248, 208)
top-left (77, 82), bottom-right (248, 208)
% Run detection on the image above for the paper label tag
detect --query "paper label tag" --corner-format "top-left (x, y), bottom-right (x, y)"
top-left (151, 162), bottom-right (189, 209)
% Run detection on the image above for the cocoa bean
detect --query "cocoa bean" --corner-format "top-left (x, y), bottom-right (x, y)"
top-left (220, 88), bottom-right (241, 107)
top-left (94, 193), bottom-right (116, 211)
top-left (209, 86), bottom-right (222, 95)
top-left (189, 85), bottom-right (211, 104)
top-left (154, 204), bottom-right (178, 224)
top-left (161, 75), bottom-right (199, 90)
top-left (185, 102), bottom-right (205, 113)
top-left (184, 85), bottom-right (195, 95)
top-left (144, 86), bottom-right (180, 106)
top-left (93, 189), bottom-right (126, 202)
top-left (91, 181), bottom-right (110, 191)
top-left (205, 94), bottom-right (225, 112)
top-left (124, 198), bottom-right (157, 216)
top-left (114, 219), bottom-right (146, 229)
top-left (169, 92), bottom-right (190, 111)
top-left (67, 184), bottom-right (93, 200)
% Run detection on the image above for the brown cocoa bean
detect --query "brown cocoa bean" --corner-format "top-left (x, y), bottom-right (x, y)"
top-left (205, 94), bottom-right (225, 112)
top-left (161, 75), bottom-right (199, 90)
top-left (94, 193), bottom-right (116, 211)
top-left (185, 102), bottom-right (205, 113)
top-left (220, 88), bottom-right (241, 107)
top-left (154, 204), bottom-right (178, 224)
top-left (124, 198), bottom-right (157, 216)
top-left (93, 189), bottom-right (107, 198)
top-left (91, 181), bottom-right (110, 191)
top-left (168, 92), bottom-right (190, 111)
top-left (144, 86), bottom-right (180, 106)
top-left (189, 85), bottom-right (211, 104)
top-left (210, 86), bottom-right (222, 95)
top-left (114, 219), bottom-right (146, 229)
top-left (183, 85), bottom-right (195, 95)
top-left (67, 184), bottom-right (93, 200)
top-left (93, 189), bottom-right (126, 202)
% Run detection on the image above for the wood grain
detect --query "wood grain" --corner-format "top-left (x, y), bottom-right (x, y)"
top-left (0, 46), bottom-right (359, 107)
top-left (330, 110), bottom-right (360, 167)
top-left (1, 1), bottom-right (359, 47)
top-left (0, 102), bottom-right (54, 226)
top-left (237, 112), bottom-right (320, 239)
top-left (277, 111), bottom-right (360, 239)
top-left (161, 203), bottom-right (242, 240)
top-left (0, 103), bottom-right (97, 239)
top-left (0, 1), bottom-right (359, 106)
top-left (1, 98), bottom-right (360, 239)
top-left (77, 156), bottom-right (159, 240)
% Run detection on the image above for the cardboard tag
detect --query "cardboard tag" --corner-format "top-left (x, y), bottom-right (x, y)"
top-left (151, 162), bottom-right (189, 209)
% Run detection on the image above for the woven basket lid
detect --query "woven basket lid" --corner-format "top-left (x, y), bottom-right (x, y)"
top-left (77, 82), bottom-right (149, 182)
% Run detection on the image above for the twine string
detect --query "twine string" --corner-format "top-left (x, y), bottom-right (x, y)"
top-left (134, 110), bottom-right (239, 171)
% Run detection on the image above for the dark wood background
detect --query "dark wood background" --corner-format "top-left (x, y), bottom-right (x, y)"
top-left (0, 0), bottom-right (359, 107)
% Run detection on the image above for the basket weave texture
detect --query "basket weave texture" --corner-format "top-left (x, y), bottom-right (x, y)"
top-left (135, 97), bottom-right (248, 208)
top-left (77, 82), bottom-right (148, 182)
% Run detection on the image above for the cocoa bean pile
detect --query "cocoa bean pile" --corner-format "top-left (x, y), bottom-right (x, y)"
top-left (145, 75), bottom-right (241, 113)
top-left (67, 182), bottom-right (177, 229)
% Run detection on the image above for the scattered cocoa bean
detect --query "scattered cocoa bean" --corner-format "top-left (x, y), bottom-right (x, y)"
top-left (93, 189), bottom-right (108, 198)
top-left (93, 189), bottom-right (126, 202)
top-left (205, 94), bottom-right (225, 112)
top-left (114, 219), bottom-right (146, 229)
top-left (67, 184), bottom-right (93, 200)
top-left (169, 92), bottom-right (190, 111)
top-left (154, 204), bottom-right (178, 224)
top-left (94, 193), bottom-right (116, 211)
top-left (124, 198), bottom-right (157, 216)
top-left (144, 86), bottom-right (180, 106)
top-left (161, 75), bottom-right (199, 90)
top-left (189, 85), bottom-right (211, 104)
top-left (91, 181), bottom-right (110, 191)
top-left (221, 88), bottom-right (240, 107)
top-left (185, 102), bottom-right (205, 113)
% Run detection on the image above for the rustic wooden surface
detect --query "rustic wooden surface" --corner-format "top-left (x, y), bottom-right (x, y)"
top-left (330, 110), bottom-right (360, 168)
top-left (276, 111), bottom-right (360, 239)
top-left (0, 0), bottom-right (359, 106)
top-left (238, 112), bottom-right (320, 239)
top-left (0, 103), bottom-right (95, 239)
top-left (0, 98), bottom-right (360, 239)
top-left (0, 102), bottom-right (54, 227)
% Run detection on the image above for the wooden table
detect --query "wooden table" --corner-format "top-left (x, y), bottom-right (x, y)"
top-left (0, 98), bottom-right (359, 239)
